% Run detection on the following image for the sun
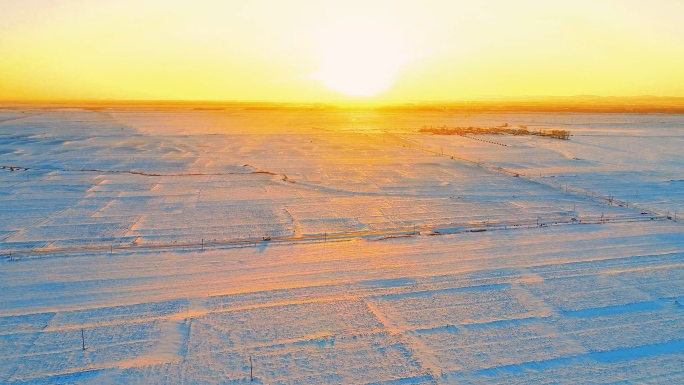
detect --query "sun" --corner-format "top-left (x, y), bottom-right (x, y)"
top-left (312, 15), bottom-right (411, 97)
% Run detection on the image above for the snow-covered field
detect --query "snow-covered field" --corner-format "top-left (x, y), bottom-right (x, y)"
top-left (1, 108), bottom-right (682, 384)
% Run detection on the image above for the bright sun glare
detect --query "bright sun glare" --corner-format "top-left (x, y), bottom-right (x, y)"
top-left (312, 15), bottom-right (411, 97)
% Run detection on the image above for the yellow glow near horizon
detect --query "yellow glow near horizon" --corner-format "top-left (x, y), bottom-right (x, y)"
top-left (1, 1), bottom-right (683, 102)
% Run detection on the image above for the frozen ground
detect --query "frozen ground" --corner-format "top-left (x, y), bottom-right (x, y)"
top-left (0, 108), bottom-right (683, 384)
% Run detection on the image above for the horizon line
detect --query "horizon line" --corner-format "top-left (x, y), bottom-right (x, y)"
top-left (2, 95), bottom-right (684, 113)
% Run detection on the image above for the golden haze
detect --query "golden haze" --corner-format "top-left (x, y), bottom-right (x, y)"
top-left (1, 0), bottom-right (683, 102)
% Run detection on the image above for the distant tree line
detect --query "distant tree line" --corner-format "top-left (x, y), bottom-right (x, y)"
top-left (419, 125), bottom-right (570, 140)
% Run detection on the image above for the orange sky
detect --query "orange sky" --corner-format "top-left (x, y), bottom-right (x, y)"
top-left (1, 0), bottom-right (683, 102)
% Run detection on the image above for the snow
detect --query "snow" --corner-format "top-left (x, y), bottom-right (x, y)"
top-left (0, 108), bottom-right (683, 384)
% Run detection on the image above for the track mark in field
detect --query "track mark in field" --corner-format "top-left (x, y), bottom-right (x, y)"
top-left (117, 320), bottom-right (188, 369)
top-left (124, 214), bottom-right (146, 237)
top-left (184, 296), bottom-right (211, 319)
top-left (365, 299), bottom-right (403, 335)
top-left (153, 319), bottom-right (187, 362)
top-left (365, 299), bottom-right (450, 380)
top-left (511, 275), bottom-right (556, 318)
top-left (283, 206), bottom-right (302, 237)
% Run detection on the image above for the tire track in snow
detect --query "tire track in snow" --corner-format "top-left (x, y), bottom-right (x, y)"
top-left (115, 297), bottom-right (208, 368)
top-left (283, 206), bottom-right (302, 237)
top-left (364, 299), bottom-right (447, 382)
